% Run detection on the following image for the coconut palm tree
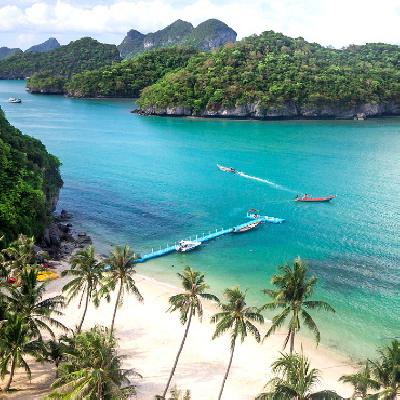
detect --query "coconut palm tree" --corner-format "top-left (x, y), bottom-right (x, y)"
top-left (62, 245), bottom-right (104, 332)
top-left (2, 234), bottom-right (36, 273)
top-left (212, 287), bottom-right (264, 400)
top-left (0, 313), bottom-right (42, 391)
top-left (370, 340), bottom-right (400, 400)
top-left (47, 326), bottom-right (139, 399)
top-left (262, 257), bottom-right (335, 353)
top-left (339, 361), bottom-right (380, 398)
top-left (161, 267), bottom-right (219, 399)
top-left (101, 245), bottom-right (143, 336)
top-left (256, 352), bottom-right (341, 400)
top-left (5, 268), bottom-right (66, 340)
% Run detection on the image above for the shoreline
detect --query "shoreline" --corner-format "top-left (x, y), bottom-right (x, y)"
top-left (2, 260), bottom-right (357, 400)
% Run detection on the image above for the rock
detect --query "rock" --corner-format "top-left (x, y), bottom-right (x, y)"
top-left (59, 209), bottom-right (72, 220)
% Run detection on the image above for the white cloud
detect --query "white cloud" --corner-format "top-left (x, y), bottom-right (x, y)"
top-left (0, 0), bottom-right (399, 48)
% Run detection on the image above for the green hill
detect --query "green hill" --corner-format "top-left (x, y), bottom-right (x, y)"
top-left (0, 108), bottom-right (63, 244)
top-left (0, 37), bottom-right (121, 80)
top-left (65, 47), bottom-right (198, 98)
top-left (137, 31), bottom-right (400, 119)
top-left (0, 47), bottom-right (22, 60)
top-left (118, 19), bottom-right (236, 58)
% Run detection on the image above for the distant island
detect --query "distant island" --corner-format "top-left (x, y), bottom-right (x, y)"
top-left (118, 19), bottom-right (237, 58)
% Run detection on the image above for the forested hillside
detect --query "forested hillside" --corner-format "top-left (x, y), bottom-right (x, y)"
top-left (0, 37), bottom-right (121, 79)
top-left (0, 109), bottom-right (62, 244)
top-left (137, 31), bottom-right (400, 119)
top-left (65, 47), bottom-right (198, 97)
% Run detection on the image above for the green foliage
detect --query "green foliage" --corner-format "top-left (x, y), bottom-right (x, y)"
top-left (256, 352), bottom-right (341, 400)
top-left (262, 257), bottom-right (335, 352)
top-left (27, 72), bottom-right (66, 93)
top-left (66, 47), bottom-right (198, 98)
top-left (46, 326), bottom-right (139, 399)
top-left (0, 37), bottom-right (121, 79)
top-left (101, 245), bottom-right (143, 334)
top-left (137, 31), bottom-right (400, 113)
top-left (0, 110), bottom-right (62, 244)
top-left (62, 245), bottom-right (104, 332)
top-left (4, 267), bottom-right (66, 340)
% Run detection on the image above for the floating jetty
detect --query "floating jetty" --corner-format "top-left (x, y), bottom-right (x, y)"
top-left (136, 213), bottom-right (284, 263)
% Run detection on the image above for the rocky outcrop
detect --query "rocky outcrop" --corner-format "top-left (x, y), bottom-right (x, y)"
top-left (26, 37), bottom-right (60, 53)
top-left (137, 101), bottom-right (400, 120)
top-left (118, 19), bottom-right (236, 58)
top-left (40, 209), bottom-right (92, 259)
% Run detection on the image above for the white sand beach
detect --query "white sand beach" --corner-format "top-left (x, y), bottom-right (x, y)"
top-left (1, 261), bottom-right (357, 400)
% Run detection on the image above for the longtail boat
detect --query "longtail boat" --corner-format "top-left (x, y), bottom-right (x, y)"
top-left (295, 195), bottom-right (336, 203)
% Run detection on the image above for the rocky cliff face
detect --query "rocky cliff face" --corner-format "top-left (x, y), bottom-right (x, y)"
top-left (26, 37), bottom-right (60, 53)
top-left (137, 101), bottom-right (400, 120)
top-left (118, 19), bottom-right (236, 58)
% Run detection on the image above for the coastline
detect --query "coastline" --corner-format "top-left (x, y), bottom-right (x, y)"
top-left (2, 261), bottom-right (357, 400)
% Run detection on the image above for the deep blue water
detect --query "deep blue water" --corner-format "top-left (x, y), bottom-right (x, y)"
top-left (1, 80), bottom-right (399, 358)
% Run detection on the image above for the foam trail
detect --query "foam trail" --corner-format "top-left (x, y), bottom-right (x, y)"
top-left (237, 171), bottom-right (297, 193)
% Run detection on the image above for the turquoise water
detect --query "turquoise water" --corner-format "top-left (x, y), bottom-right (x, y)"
top-left (1, 80), bottom-right (399, 358)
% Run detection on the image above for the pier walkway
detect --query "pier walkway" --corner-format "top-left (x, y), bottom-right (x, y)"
top-left (136, 217), bottom-right (268, 263)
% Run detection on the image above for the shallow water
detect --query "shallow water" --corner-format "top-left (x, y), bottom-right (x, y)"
top-left (1, 80), bottom-right (399, 358)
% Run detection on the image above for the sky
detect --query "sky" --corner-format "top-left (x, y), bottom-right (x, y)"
top-left (0, 0), bottom-right (400, 50)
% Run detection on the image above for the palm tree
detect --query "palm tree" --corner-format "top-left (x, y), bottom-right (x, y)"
top-left (0, 313), bottom-right (42, 391)
top-left (161, 267), bottom-right (219, 399)
top-left (262, 257), bottom-right (335, 353)
top-left (5, 268), bottom-right (66, 340)
top-left (47, 326), bottom-right (139, 399)
top-left (370, 340), bottom-right (400, 400)
top-left (102, 245), bottom-right (143, 336)
top-left (212, 287), bottom-right (264, 400)
top-left (2, 234), bottom-right (36, 273)
top-left (339, 361), bottom-right (380, 398)
top-left (256, 352), bottom-right (340, 400)
top-left (62, 245), bottom-right (104, 332)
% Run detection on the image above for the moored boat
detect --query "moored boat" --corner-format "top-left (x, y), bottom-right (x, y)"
top-left (295, 194), bottom-right (336, 203)
top-left (8, 97), bottom-right (22, 103)
top-left (233, 220), bottom-right (261, 233)
top-left (217, 164), bottom-right (237, 173)
top-left (176, 240), bottom-right (201, 252)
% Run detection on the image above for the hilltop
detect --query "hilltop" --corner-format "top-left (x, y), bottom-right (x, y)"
top-left (0, 37), bottom-right (121, 80)
top-left (118, 18), bottom-right (236, 58)
top-left (26, 37), bottom-right (60, 53)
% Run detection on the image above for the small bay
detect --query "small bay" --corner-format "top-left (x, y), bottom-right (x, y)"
top-left (1, 80), bottom-right (399, 358)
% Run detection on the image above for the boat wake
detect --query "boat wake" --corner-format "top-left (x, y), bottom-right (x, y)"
top-left (237, 172), bottom-right (296, 193)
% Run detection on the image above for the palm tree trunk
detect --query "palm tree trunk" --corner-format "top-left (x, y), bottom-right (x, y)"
top-left (289, 329), bottom-right (296, 354)
top-left (218, 339), bottom-right (236, 400)
top-left (162, 306), bottom-right (194, 399)
top-left (78, 285), bottom-right (91, 332)
top-left (4, 357), bottom-right (16, 391)
top-left (110, 278), bottom-right (123, 336)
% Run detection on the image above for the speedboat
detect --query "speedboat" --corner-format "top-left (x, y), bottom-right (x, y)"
top-left (246, 209), bottom-right (285, 223)
top-left (295, 194), bottom-right (336, 203)
top-left (8, 97), bottom-right (22, 103)
top-left (217, 164), bottom-right (237, 173)
top-left (176, 240), bottom-right (201, 253)
top-left (233, 220), bottom-right (261, 233)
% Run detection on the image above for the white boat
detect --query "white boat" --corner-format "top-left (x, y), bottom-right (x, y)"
top-left (8, 97), bottom-right (22, 103)
top-left (233, 221), bottom-right (261, 233)
top-left (217, 164), bottom-right (237, 173)
top-left (176, 240), bottom-right (201, 253)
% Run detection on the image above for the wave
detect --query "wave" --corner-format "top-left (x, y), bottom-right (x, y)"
top-left (237, 171), bottom-right (296, 193)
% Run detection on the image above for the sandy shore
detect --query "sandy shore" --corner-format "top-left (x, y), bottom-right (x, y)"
top-left (1, 261), bottom-right (357, 399)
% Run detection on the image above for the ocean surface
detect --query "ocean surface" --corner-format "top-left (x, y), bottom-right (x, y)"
top-left (1, 80), bottom-right (399, 359)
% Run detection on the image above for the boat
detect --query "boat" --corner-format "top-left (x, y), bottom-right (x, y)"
top-left (246, 209), bottom-right (285, 223)
top-left (8, 97), bottom-right (22, 103)
top-left (295, 194), bottom-right (336, 203)
top-left (175, 240), bottom-right (202, 253)
top-left (36, 270), bottom-right (59, 282)
top-left (233, 220), bottom-right (261, 233)
top-left (217, 164), bottom-right (237, 173)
